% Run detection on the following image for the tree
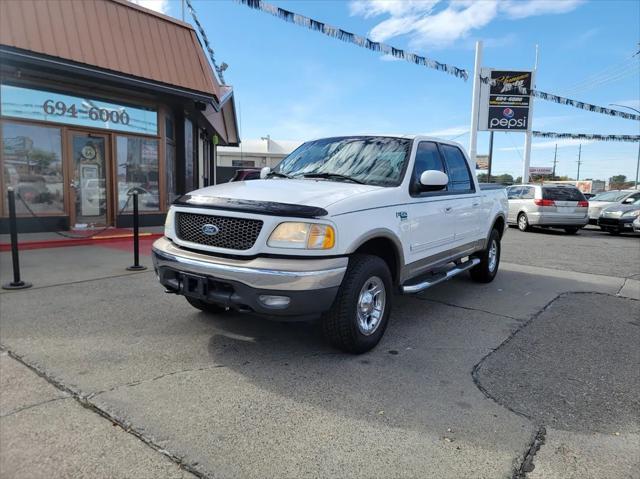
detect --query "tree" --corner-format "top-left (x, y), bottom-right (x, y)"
top-left (610, 174), bottom-right (627, 184)
top-left (476, 173), bottom-right (514, 184)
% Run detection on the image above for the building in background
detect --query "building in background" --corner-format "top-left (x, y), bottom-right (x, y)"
top-left (0, 0), bottom-right (239, 232)
top-left (216, 137), bottom-right (302, 182)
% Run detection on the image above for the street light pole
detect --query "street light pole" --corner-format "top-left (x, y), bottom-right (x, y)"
top-left (609, 104), bottom-right (640, 188)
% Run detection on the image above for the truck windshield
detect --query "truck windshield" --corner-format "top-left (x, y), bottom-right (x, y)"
top-left (274, 136), bottom-right (412, 187)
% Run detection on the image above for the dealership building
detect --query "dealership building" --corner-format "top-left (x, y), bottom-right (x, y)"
top-left (0, 0), bottom-right (239, 232)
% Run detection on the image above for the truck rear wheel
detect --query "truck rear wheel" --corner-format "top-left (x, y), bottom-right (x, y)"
top-left (185, 297), bottom-right (227, 314)
top-left (322, 254), bottom-right (392, 354)
top-left (470, 228), bottom-right (501, 283)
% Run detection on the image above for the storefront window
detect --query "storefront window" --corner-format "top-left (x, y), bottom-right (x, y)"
top-left (116, 136), bottom-right (160, 212)
top-left (185, 118), bottom-right (194, 191)
top-left (1, 122), bottom-right (64, 215)
top-left (166, 139), bottom-right (177, 206)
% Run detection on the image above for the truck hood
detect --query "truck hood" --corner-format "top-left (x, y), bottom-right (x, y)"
top-left (184, 179), bottom-right (381, 211)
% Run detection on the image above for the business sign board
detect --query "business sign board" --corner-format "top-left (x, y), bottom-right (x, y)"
top-left (529, 166), bottom-right (553, 175)
top-left (475, 155), bottom-right (489, 170)
top-left (0, 84), bottom-right (157, 135)
top-left (478, 68), bottom-right (533, 132)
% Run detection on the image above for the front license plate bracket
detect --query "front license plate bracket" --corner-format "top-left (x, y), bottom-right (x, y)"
top-left (180, 273), bottom-right (207, 299)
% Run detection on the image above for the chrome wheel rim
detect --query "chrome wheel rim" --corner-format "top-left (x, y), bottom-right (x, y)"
top-left (356, 276), bottom-right (386, 336)
top-left (488, 239), bottom-right (498, 272)
top-left (518, 215), bottom-right (527, 230)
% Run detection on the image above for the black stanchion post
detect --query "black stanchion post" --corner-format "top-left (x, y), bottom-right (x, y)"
top-left (3, 187), bottom-right (32, 290)
top-left (127, 190), bottom-right (147, 271)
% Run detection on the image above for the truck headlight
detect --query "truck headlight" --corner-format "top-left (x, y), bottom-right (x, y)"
top-left (164, 207), bottom-right (175, 237)
top-left (622, 210), bottom-right (640, 218)
top-left (268, 222), bottom-right (335, 249)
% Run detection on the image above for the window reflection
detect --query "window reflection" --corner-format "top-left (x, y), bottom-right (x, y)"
top-left (2, 122), bottom-right (64, 215)
top-left (116, 136), bottom-right (160, 212)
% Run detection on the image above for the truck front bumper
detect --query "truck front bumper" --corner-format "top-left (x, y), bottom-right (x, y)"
top-left (151, 237), bottom-right (347, 318)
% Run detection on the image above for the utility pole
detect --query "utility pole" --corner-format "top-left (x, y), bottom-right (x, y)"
top-left (487, 130), bottom-right (494, 183)
top-left (576, 144), bottom-right (582, 181)
top-left (609, 104), bottom-right (640, 189)
top-left (182, 0), bottom-right (185, 21)
top-left (552, 143), bottom-right (558, 178)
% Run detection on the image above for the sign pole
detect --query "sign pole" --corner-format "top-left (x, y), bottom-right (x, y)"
top-left (468, 41), bottom-right (483, 165)
top-left (487, 131), bottom-right (494, 183)
top-left (522, 45), bottom-right (538, 183)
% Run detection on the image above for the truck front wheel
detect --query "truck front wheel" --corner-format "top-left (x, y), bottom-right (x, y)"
top-left (470, 228), bottom-right (501, 283)
top-left (322, 254), bottom-right (392, 354)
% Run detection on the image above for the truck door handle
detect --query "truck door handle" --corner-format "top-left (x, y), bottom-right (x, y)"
top-left (444, 207), bottom-right (453, 213)
top-left (472, 202), bottom-right (480, 207)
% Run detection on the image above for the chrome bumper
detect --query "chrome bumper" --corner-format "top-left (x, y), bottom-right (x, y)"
top-left (151, 237), bottom-right (347, 291)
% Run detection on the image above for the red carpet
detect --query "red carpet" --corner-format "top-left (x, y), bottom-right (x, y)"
top-left (0, 228), bottom-right (162, 251)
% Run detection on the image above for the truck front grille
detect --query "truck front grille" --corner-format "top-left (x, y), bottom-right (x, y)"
top-left (175, 212), bottom-right (263, 250)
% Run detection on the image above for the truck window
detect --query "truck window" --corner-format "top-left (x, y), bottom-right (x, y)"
top-left (411, 142), bottom-right (445, 193)
top-left (440, 144), bottom-right (474, 192)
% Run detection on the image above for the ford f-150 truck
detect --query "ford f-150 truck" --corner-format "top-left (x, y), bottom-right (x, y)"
top-left (153, 136), bottom-right (508, 353)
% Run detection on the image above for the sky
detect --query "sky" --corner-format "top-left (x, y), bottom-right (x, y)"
top-left (134, 0), bottom-right (639, 182)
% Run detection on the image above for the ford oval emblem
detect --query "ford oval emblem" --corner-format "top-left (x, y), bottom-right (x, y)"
top-left (201, 224), bottom-right (219, 236)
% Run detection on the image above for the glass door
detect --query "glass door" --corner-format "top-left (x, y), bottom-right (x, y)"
top-left (68, 132), bottom-right (109, 228)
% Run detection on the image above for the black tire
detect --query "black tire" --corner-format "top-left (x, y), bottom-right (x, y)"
top-left (321, 254), bottom-right (392, 354)
top-left (185, 296), bottom-right (227, 314)
top-left (517, 213), bottom-right (530, 232)
top-left (470, 228), bottom-right (501, 283)
top-left (564, 227), bottom-right (579, 235)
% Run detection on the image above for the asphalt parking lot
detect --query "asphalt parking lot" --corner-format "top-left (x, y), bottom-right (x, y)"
top-left (1, 227), bottom-right (639, 478)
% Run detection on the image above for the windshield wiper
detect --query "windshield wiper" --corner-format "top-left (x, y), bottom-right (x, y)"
top-left (266, 171), bottom-right (293, 179)
top-left (302, 172), bottom-right (364, 184)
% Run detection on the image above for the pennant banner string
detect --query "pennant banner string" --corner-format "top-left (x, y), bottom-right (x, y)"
top-left (185, 0), bottom-right (227, 85)
top-left (235, 0), bottom-right (469, 80)
top-left (532, 131), bottom-right (640, 142)
top-left (479, 76), bottom-right (639, 121)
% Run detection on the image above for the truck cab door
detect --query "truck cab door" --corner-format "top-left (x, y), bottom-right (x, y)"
top-left (439, 144), bottom-right (483, 245)
top-left (407, 141), bottom-right (457, 265)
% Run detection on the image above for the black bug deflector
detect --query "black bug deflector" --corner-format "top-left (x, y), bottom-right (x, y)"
top-left (173, 196), bottom-right (328, 218)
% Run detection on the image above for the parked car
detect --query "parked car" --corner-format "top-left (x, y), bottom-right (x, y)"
top-left (505, 184), bottom-right (589, 234)
top-left (229, 168), bottom-right (261, 182)
top-left (588, 189), bottom-right (640, 225)
top-left (152, 135), bottom-right (508, 353)
top-left (597, 197), bottom-right (640, 235)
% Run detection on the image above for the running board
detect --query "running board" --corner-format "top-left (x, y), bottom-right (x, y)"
top-left (401, 258), bottom-right (481, 294)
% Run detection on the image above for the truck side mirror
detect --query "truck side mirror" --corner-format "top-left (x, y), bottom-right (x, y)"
top-left (419, 170), bottom-right (449, 191)
top-left (260, 167), bottom-right (271, 179)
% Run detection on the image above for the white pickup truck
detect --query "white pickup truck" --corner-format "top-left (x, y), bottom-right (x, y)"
top-left (153, 136), bottom-right (508, 353)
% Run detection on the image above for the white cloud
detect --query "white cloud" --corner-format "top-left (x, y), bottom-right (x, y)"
top-left (349, 0), bottom-right (438, 19)
top-left (500, 0), bottom-right (585, 19)
top-left (379, 53), bottom-right (402, 62)
top-left (423, 125), bottom-right (469, 137)
top-left (129, 0), bottom-right (170, 15)
top-left (350, 0), bottom-right (584, 48)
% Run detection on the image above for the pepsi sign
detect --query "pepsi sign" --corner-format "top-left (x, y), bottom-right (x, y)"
top-left (488, 106), bottom-right (529, 130)
top-left (479, 69), bottom-right (532, 131)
